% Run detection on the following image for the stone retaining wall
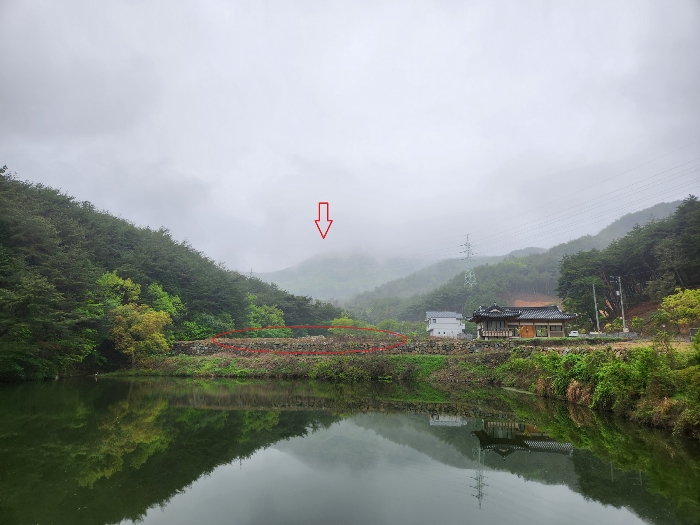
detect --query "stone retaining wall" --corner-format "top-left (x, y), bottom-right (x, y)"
top-left (171, 338), bottom-right (514, 356)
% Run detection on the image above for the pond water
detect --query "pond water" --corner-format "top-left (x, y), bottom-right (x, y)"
top-left (1, 378), bottom-right (699, 525)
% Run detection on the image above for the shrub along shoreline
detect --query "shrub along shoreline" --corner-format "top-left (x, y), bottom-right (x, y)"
top-left (114, 338), bottom-right (700, 438)
top-left (492, 341), bottom-right (700, 438)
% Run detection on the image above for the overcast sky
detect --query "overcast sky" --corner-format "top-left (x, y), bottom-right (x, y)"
top-left (1, 0), bottom-right (699, 272)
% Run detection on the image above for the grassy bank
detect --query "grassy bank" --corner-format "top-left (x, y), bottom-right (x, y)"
top-left (116, 339), bottom-right (700, 437)
top-left (116, 353), bottom-right (456, 382)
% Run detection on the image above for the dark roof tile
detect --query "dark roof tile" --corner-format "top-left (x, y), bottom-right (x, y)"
top-left (467, 303), bottom-right (576, 323)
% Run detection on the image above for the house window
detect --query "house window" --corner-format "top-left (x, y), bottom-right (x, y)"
top-left (536, 325), bottom-right (548, 337)
top-left (487, 320), bottom-right (505, 330)
top-left (432, 319), bottom-right (436, 323)
top-left (508, 325), bottom-right (519, 337)
top-left (550, 325), bottom-right (562, 332)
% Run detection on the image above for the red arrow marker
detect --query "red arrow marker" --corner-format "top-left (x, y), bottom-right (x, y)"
top-left (314, 202), bottom-right (333, 239)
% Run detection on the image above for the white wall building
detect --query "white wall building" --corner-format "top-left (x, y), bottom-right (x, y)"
top-left (426, 311), bottom-right (465, 338)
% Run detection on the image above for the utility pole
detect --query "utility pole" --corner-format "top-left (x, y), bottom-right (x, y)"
top-left (462, 235), bottom-right (477, 288)
top-left (618, 277), bottom-right (626, 332)
top-left (592, 283), bottom-right (600, 333)
top-left (609, 276), bottom-right (626, 331)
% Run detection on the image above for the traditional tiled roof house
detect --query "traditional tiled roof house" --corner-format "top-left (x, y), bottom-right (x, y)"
top-left (468, 303), bottom-right (576, 340)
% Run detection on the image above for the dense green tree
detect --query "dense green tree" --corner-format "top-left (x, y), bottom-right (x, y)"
top-left (245, 293), bottom-right (292, 337)
top-left (660, 288), bottom-right (700, 335)
top-left (94, 272), bottom-right (175, 364)
top-left (175, 312), bottom-right (235, 340)
top-left (328, 315), bottom-right (372, 337)
top-left (144, 283), bottom-right (184, 319)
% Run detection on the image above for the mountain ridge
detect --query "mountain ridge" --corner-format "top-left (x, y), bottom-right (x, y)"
top-left (256, 201), bottom-right (680, 303)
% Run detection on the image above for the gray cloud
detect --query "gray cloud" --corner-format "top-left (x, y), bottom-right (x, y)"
top-left (1, 0), bottom-right (699, 272)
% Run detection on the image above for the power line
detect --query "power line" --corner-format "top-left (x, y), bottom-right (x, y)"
top-left (473, 186), bottom-right (697, 257)
top-left (501, 138), bottom-right (700, 189)
top-left (470, 163), bottom-right (700, 253)
top-left (327, 145), bottom-right (700, 274)
top-left (294, 172), bottom-right (696, 284)
top-left (472, 176), bottom-right (699, 255)
top-left (349, 181), bottom-right (693, 302)
top-left (435, 144), bottom-right (700, 245)
top-left (340, 156), bottom-right (700, 278)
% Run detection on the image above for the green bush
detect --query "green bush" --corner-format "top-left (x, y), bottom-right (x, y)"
top-left (674, 407), bottom-right (700, 436)
top-left (591, 360), bottom-right (634, 411)
top-left (573, 349), bottom-right (609, 384)
top-left (676, 366), bottom-right (700, 404)
top-left (503, 357), bottom-right (535, 374)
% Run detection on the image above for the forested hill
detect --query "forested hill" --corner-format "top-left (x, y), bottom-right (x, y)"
top-left (343, 249), bottom-right (547, 303)
top-left (0, 169), bottom-right (341, 380)
top-left (346, 200), bottom-right (682, 325)
top-left (558, 196), bottom-right (700, 325)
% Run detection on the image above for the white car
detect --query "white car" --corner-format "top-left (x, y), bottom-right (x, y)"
top-left (568, 330), bottom-right (580, 337)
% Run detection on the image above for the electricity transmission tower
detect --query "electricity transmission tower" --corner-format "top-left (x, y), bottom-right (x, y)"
top-left (471, 447), bottom-right (487, 509)
top-left (462, 235), bottom-right (477, 288)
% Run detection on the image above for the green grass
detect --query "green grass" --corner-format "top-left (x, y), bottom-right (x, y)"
top-left (384, 381), bottom-right (451, 403)
top-left (459, 361), bottom-right (489, 374)
top-left (387, 355), bottom-right (448, 379)
top-left (111, 353), bottom-right (452, 382)
top-left (109, 355), bottom-right (270, 378)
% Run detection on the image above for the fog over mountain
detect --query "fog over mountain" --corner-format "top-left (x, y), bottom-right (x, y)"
top-left (257, 201), bottom-right (680, 300)
top-left (1, 1), bottom-right (699, 272)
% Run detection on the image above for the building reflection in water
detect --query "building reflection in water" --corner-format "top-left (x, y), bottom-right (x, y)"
top-left (429, 414), bottom-right (475, 427)
top-left (429, 414), bottom-right (575, 509)
top-left (472, 420), bottom-right (573, 459)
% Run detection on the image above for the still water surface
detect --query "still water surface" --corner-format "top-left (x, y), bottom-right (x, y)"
top-left (1, 378), bottom-right (699, 525)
